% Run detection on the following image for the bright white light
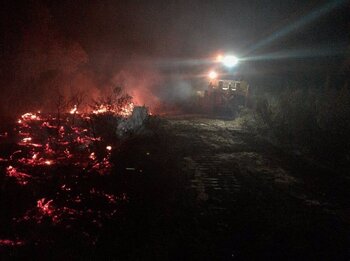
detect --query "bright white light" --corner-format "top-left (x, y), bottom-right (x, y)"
top-left (208, 70), bottom-right (218, 79)
top-left (222, 55), bottom-right (238, 67)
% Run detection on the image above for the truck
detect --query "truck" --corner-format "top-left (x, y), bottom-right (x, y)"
top-left (198, 78), bottom-right (249, 117)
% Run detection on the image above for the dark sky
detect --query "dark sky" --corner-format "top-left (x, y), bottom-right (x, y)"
top-left (2, 0), bottom-right (349, 70)
top-left (0, 0), bottom-right (349, 113)
top-left (48, 1), bottom-right (349, 55)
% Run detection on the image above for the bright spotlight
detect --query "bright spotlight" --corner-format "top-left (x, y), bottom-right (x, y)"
top-left (208, 70), bottom-right (218, 80)
top-left (222, 55), bottom-right (238, 67)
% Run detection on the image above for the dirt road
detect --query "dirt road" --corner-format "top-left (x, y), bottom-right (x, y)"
top-left (162, 117), bottom-right (349, 260)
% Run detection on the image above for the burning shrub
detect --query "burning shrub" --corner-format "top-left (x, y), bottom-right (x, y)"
top-left (91, 86), bottom-right (134, 117)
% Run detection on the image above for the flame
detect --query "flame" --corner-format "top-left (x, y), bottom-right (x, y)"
top-left (21, 112), bottom-right (41, 121)
top-left (37, 198), bottom-right (54, 216)
top-left (69, 105), bottom-right (78, 114)
top-left (44, 160), bottom-right (53, 166)
top-left (119, 102), bottom-right (134, 117)
top-left (92, 105), bottom-right (108, 114)
top-left (6, 166), bottom-right (31, 185)
top-left (92, 102), bottom-right (134, 117)
top-left (22, 137), bottom-right (32, 143)
top-left (89, 152), bottom-right (96, 160)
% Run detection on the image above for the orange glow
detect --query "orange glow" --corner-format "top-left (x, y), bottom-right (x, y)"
top-left (22, 137), bottom-right (32, 143)
top-left (21, 112), bottom-right (41, 121)
top-left (37, 198), bottom-right (54, 216)
top-left (216, 54), bottom-right (223, 62)
top-left (44, 160), bottom-right (53, 165)
top-left (92, 105), bottom-right (109, 115)
top-left (92, 102), bottom-right (134, 117)
top-left (89, 152), bottom-right (97, 160)
top-left (69, 105), bottom-right (78, 114)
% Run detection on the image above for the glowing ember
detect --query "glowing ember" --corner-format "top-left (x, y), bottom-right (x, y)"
top-left (69, 105), bottom-right (78, 114)
top-left (92, 102), bottom-right (134, 117)
top-left (6, 166), bottom-right (31, 185)
top-left (120, 102), bottom-right (134, 117)
top-left (44, 160), bottom-right (53, 165)
top-left (22, 137), bottom-right (32, 143)
top-left (0, 239), bottom-right (25, 247)
top-left (21, 112), bottom-right (41, 121)
top-left (89, 152), bottom-right (97, 160)
top-left (32, 153), bottom-right (39, 160)
top-left (92, 105), bottom-right (109, 114)
top-left (37, 198), bottom-right (54, 216)
top-left (106, 145), bottom-right (112, 151)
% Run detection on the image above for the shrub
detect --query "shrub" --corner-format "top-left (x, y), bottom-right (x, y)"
top-left (240, 86), bottom-right (350, 164)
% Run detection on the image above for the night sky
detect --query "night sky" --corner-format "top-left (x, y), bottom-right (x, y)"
top-left (0, 0), bottom-right (349, 113)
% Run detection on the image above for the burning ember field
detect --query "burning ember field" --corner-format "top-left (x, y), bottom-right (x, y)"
top-left (1, 109), bottom-right (349, 260)
top-left (0, 104), bottom-right (181, 259)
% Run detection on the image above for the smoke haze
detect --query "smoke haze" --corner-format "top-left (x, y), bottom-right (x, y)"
top-left (0, 0), bottom-right (349, 117)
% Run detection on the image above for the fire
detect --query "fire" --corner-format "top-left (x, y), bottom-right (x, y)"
top-left (89, 152), bottom-right (96, 160)
top-left (0, 99), bottom-right (141, 246)
top-left (22, 137), bottom-right (32, 143)
top-left (37, 198), bottom-right (54, 216)
top-left (92, 105), bottom-right (108, 115)
top-left (92, 102), bottom-right (134, 117)
top-left (69, 105), bottom-right (78, 114)
top-left (6, 166), bottom-right (31, 185)
top-left (119, 102), bottom-right (134, 117)
top-left (32, 153), bottom-right (38, 159)
top-left (44, 160), bottom-right (53, 165)
top-left (21, 112), bottom-right (41, 121)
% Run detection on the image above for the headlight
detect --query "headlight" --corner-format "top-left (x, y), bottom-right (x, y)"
top-left (208, 70), bottom-right (218, 79)
top-left (222, 55), bottom-right (238, 67)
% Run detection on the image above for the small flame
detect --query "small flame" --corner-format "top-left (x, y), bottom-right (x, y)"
top-left (92, 105), bottom-right (108, 115)
top-left (44, 160), bottom-right (53, 166)
top-left (69, 105), bottom-right (78, 114)
top-left (37, 198), bottom-right (54, 216)
top-left (22, 137), bottom-right (32, 143)
top-left (21, 112), bottom-right (41, 121)
top-left (89, 152), bottom-right (97, 160)
top-left (92, 103), bottom-right (134, 117)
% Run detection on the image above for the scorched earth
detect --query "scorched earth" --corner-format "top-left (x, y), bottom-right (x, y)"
top-left (0, 113), bottom-right (349, 260)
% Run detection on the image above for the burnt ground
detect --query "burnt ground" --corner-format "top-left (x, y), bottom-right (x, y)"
top-left (1, 116), bottom-right (350, 260)
top-left (160, 117), bottom-right (350, 260)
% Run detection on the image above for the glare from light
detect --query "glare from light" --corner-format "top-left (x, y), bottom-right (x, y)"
top-left (245, 0), bottom-right (347, 54)
top-left (208, 70), bottom-right (218, 79)
top-left (216, 54), bottom-right (224, 62)
top-left (222, 55), bottom-right (238, 67)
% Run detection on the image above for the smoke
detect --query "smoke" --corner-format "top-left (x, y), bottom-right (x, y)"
top-left (2, 0), bottom-right (347, 118)
top-left (0, 1), bottom-right (202, 117)
top-left (109, 64), bottom-right (162, 110)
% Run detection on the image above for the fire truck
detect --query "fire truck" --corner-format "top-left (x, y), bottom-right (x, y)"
top-left (202, 78), bottom-right (249, 116)
top-left (197, 54), bottom-right (249, 116)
